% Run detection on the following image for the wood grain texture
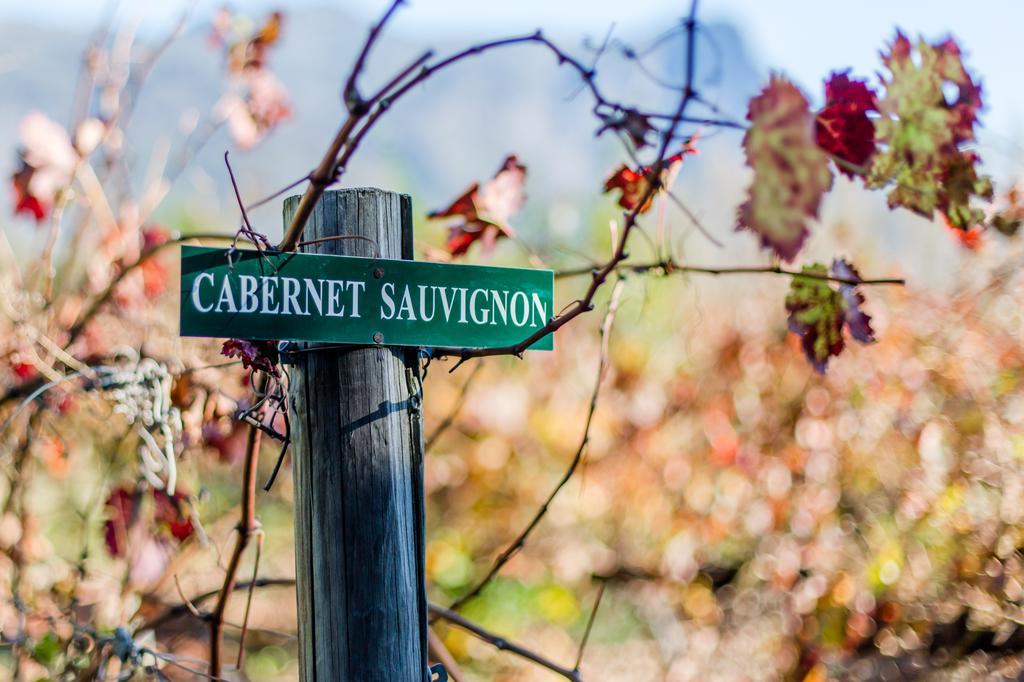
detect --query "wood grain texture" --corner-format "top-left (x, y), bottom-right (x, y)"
top-left (285, 189), bottom-right (428, 681)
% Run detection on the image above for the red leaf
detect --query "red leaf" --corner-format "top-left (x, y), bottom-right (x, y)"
top-left (104, 487), bottom-right (138, 557)
top-left (50, 391), bottom-right (74, 415)
top-left (137, 226), bottom-right (173, 298)
top-left (152, 490), bottom-right (195, 543)
top-left (602, 141), bottom-right (698, 213)
top-left (445, 227), bottom-right (485, 257)
top-left (604, 165), bottom-right (650, 212)
top-left (12, 174), bottom-right (46, 222)
top-left (10, 361), bottom-right (37, 382)
top-left (10, 113), bottom-right (76, 223)
top-left (815, 71), bottom-right (878, 176)
top-left (221, 10), bottom-right (284, 74)
top-left (941, 213), bottom-right (983, 250)
top-left (220, 68), bottom-right (292, 150)
top-left (140, 259), bottom-right (169, 299)
top-left (428, 155), bottom-right (527, 258)
top-left (222, 338), bottom-right (280, 376)
top-left (141, 225), bottom-right (171, 250)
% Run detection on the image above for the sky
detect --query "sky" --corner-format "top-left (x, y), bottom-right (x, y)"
top-left (3, 0), bottom-right (1022, 168)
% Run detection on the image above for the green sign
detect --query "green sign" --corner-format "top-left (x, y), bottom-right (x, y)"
top-left (179, 246), bottom-right (554, 350)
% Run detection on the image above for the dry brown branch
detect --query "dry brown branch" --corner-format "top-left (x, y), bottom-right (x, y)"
top-left (447, 278), bottom-right (626, 612)
top-left (208, 376), bottom-right (265, 677)
top-left (432, 1), bottom-right (702, 371)
top-left (574, 581), bottom-right (607, 672)
top-left (428, 627), bottom-right (466, 682)
top-left (429, 603), bottom-right (582, 682)
top-left (277, 0), bottom-right (731, 253)
top-left (553, 259), bottom-right (906, 286)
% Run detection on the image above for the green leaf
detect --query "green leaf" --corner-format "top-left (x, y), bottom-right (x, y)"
top-left (785, 261), bottom-right (875, 372)
top-left (869, 33), bottom-right (993, 230)
top-left (30, 632), bottom-right (61, 668)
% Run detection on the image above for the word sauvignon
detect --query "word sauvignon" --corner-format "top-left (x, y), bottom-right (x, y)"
top-left (190, 273), bottom-right (549, 328)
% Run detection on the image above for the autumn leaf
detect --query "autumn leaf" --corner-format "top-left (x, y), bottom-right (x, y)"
top-left (218, 68), bottom-right (292, 150)
top-left (211, 10), bottom-right (291, 149)
top-left (11, 168), bottom-right (46, 222)
top-left (104, 487), bottom-right (138, 557)
top-left (10, 359), bottom-right (37, 383)
top-left (597, 108), bottom-right (657, 149)
top-left (785, 260), bottom-right (874, 372)
top-left (738, 77), bottom-right (833, 261)
top-left (603, 139), bottom-right (698, 213)
top-left (815, 71), bottom-right (878, 176)
top-left (152, 490), bottom-right (195, 543)
top-left (139, 226), bottom-right (171, 298)
top-left (989, 186), bottom-right (1024, 237)
top-left (10, 112), bottom-right (77, 223)
top-left (428, 155), bottom-right (527, 257)
top-left (869, 32), bottom-right (992, 231)
top-left (830, 259), bottom-right (875, 344)
top-left (221, 338), bottom-right (280, 376)
top-left (211, 9), bottom-right (283, 74)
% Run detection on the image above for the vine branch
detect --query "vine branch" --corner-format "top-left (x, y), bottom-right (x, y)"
top-left (447, 278), bottom-right (625, 612)
top-left (277, 0), bottom-right (727, 254)
top-left (429, 603), bottom-right (582, 682)
top-left (435, 0), bottom-right (702, 371)
top-left (553, 259), bottom-right (906, 286)
top-left (208, 375), bottom-right (265, 677)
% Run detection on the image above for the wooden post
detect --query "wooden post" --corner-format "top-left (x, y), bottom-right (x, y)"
top-left (284, 189), bottom-right (429, 681)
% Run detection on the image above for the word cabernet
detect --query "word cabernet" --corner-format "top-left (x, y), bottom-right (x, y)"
top-left (190, 272), bottom-right (548, 328)
top-left (179, 246), bottom-right (555, 351)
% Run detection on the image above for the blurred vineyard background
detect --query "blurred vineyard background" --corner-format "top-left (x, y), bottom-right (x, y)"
top-left (2, 1), bottom-right (1024, 680)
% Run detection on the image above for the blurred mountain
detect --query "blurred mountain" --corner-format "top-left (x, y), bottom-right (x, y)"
top-left (0, 6), bottom-right (761, 244)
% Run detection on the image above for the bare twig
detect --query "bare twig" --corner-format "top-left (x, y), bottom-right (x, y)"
top-left (209, 377), bottom-right (265, 677)
top-left (343, 0), bottom-right (406, 113)
top-left (225, 151), bottom-right (255, 235)
top-left (552, 259), bottom-right (906, 286)
top-left (664, 189), bottom-right (723, 247)
top-left (447, 278), bottom-right (625, 612)
top-left (429, 603), bottom-right (581, 682)
top-left (140, 578), bottom-right (296, 632)
top-left (279, 0), bottom-right (735, 253)
top-left (574, 581), bottom-right (607, 672)
top-left (173, 575), bottom-right (202, 618)
top-left (427, 627), bottom-right (466, 682)
top-left (245, 173), bottom-right (313, 211)
top-left (433, 0), bottom-right (702, 371)
top-left (235, 531), bottom-right (264, 670)
top-left (225, 152), bottom-right (271, 254)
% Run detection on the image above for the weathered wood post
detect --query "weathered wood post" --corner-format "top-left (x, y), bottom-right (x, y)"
top-left (284, 189), bottom-right (429, 680)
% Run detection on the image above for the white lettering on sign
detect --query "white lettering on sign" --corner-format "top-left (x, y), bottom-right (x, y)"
top-left (189, 273), bottom-right (548, 328)
top-left (191, 272), bottom-right (216, 313)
